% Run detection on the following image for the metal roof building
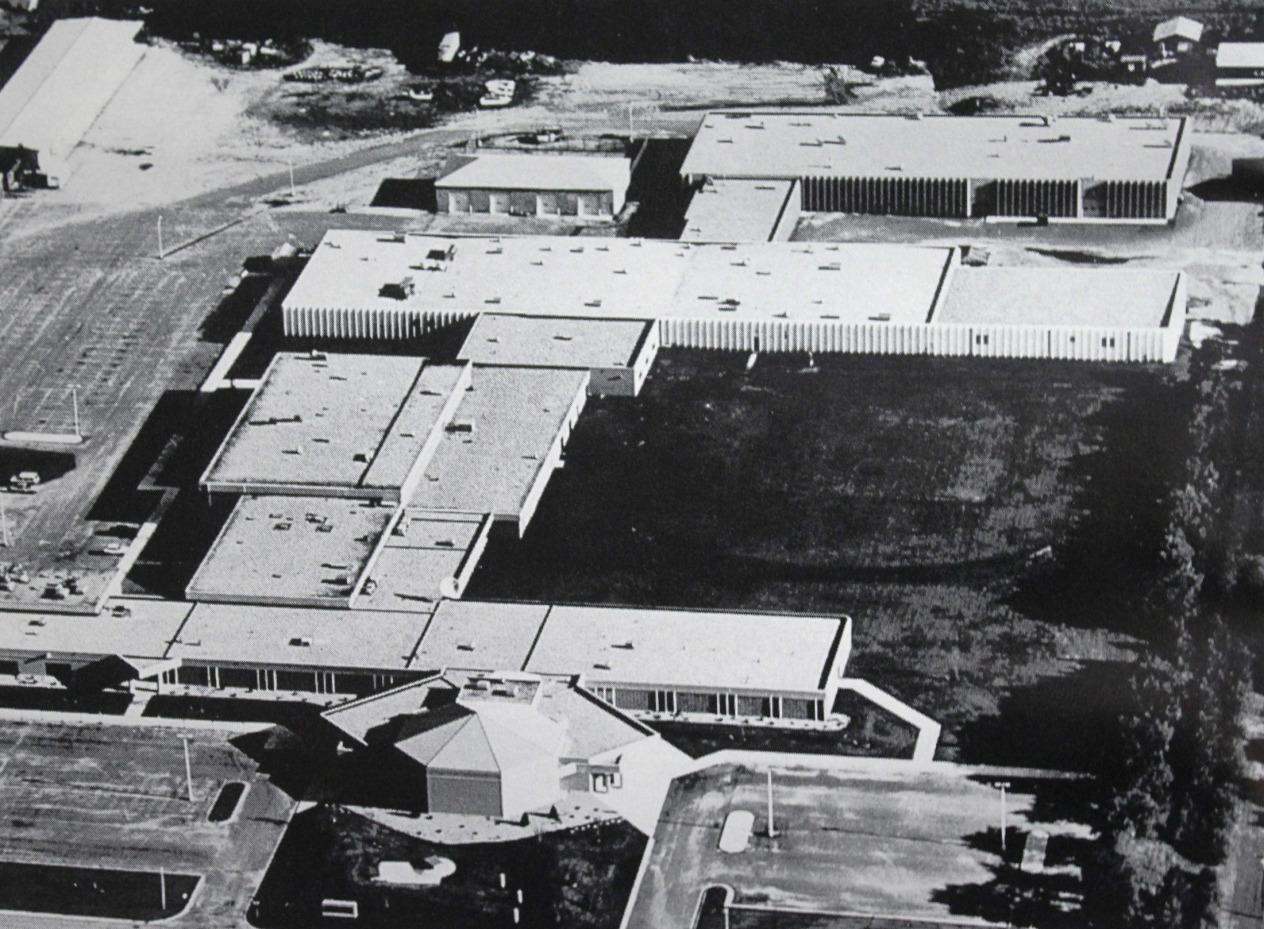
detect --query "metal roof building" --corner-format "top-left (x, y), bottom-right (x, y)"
top-left (679, 112), bottom-right (1192, 222)
top-left (0, 17), bottom-right (145, 182)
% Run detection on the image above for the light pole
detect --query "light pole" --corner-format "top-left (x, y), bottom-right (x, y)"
top-left (182, 736), bottom-right (194, 803)
top-left (996, 780), bottom-right (1012, 856)
top-left (767, 768), bottom-right (776, 838)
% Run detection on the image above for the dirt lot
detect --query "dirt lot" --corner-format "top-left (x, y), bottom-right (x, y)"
top-left (0, 719), bottom-right (298, 928)
top-left (625, 761), bottom-right (1091, 929)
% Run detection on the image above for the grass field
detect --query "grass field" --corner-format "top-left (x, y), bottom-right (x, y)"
top-left (0, 719), bottom-right (299, 927)
top-left (468, 350), bottom-right (1188, 764)
top-left (251, 805), bottom-right (645, 929)
top-left (625, 762), bottom-right (1092, 929)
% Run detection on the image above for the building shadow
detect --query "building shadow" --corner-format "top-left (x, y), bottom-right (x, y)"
top-left (198, 271), bottom-right (275, 343)
top-left (228, 724), bottom-right (321, 801)
top-left (1188, 176), bottom-right (1264, 203)
top-left (86, 391), bottom-right (194, 525)
top-left (956, 659), bottom-right (1135, 779)
top-left (626, 137), bottom-right (693, 239)
top-left (371, 178), bottom-right (438, 211)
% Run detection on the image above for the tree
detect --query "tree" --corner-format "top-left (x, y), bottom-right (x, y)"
top-left (1036, 45), bottom-right (1079, 96)
top-left (1105, 658), bottom-right (1180, 838)
top-left (1166, 620), bottom-right (1250, 864)
top-left (1082, 839), bottom-right (1150, 929)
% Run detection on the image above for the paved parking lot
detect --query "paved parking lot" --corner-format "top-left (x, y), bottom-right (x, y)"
top-left (0, 201), bottom-right (404, 610)
top-left (0, 717), bottom-right (297, 928)
top-left (625, 762), bottom-right (1078, 929)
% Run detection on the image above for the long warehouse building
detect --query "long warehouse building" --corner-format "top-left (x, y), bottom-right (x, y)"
top-left (0, 17), bottom-right (145, 185)
top-left (282, 231), bottom-right (1186, 363)
top-left (678, 112), bottom-right (1192, 223)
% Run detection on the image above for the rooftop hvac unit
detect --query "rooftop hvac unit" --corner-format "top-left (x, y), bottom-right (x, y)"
top-left (447, 419), bottom-right (476, 434)
top-left (379, 276), bottom-right (416, 300)
top-left (289, 636), bottom-right (313, 647)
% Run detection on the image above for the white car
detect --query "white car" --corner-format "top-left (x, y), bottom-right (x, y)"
top-left (484, 78), bottom-right (515, 97)
top-left (479, 93), bottom-right (512, 109)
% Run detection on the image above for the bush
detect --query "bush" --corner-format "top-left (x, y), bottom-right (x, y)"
top-left (1233, 554), bottom-right (1264, 608)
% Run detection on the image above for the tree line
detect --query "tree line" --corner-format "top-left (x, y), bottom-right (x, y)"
top-left (1084, 332), bottom-right (1262, 928)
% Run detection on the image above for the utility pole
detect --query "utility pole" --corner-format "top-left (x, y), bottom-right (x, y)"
top-left (1, 493), bottom-right (10, 548)
top-left (766, 768), bottom-right (776, 838)
top-left (159, 866), bottom-right (167, 912)
top-left (288, 159), bottom-right (296, 198)
top-left (157, 215), bottom-right (164, 260)
top-left (71, 387), bottom-right (80, 440)
top-left (182, 736), bottom-right (194, 803)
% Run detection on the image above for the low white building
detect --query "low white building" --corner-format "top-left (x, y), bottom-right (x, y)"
top-left (1216, 42), bottom-right (1264, 87)
top-left (323, 671), bottom-right (668, 820)
top-left (436, 153), bottom-right (630, 217)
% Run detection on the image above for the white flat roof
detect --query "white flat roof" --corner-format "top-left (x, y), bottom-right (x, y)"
top-left (0, 599), bottom-right (192, 659)
top-left (284, 232), bottom-right (954, 326)
top-left (203, 353), bottom-right (467, 493)
top-left (411, 366), bottom-right (588, 517)
top-left (410, 600), bottom-right (550, 672)
top-left (937, 267), bottom-right (1181, 328)
top-left (682, 179), bottom-right (797, 243)
top-left (356, 512), bottom-right (488, 610)
top-left (525, 605), bottom-right (847, 694)
top-left (0, 18), bottom-right (145, 160)
top-left (679, 112), bottom-right (1186, 182)
top-left (436, 153), bottom-right (630, 193)
top-left (187, 495), bottom-right (397, 604)
top-left (167, 603), bottom-right (431, 670)
top-left (457, 314), bottom-right (653, 369)
top-left (1154, 16), bottom-right (1203, 43)
top-left (1217, 42), bottom-right (1264, 69)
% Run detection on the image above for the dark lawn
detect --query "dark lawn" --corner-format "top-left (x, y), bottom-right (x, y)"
top-left (468, 350), bottom-right (1187, 764)
top-left (251, 805), bottom-right (645, 929)
top-left (0, 860), bottom-right (199, 920)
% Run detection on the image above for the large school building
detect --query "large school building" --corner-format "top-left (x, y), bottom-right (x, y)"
top-left (0, 598), bottom-right (853, 726)
top-left (678, 112), bottom-right (1193, 223)
top-left (282, 231), bottom-right (1186, 363)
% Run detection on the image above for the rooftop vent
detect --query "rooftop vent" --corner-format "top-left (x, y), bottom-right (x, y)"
top-left (379, 276), bottom-right (416, 300)
top-left (447, 419), bottom-right (476, 434)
